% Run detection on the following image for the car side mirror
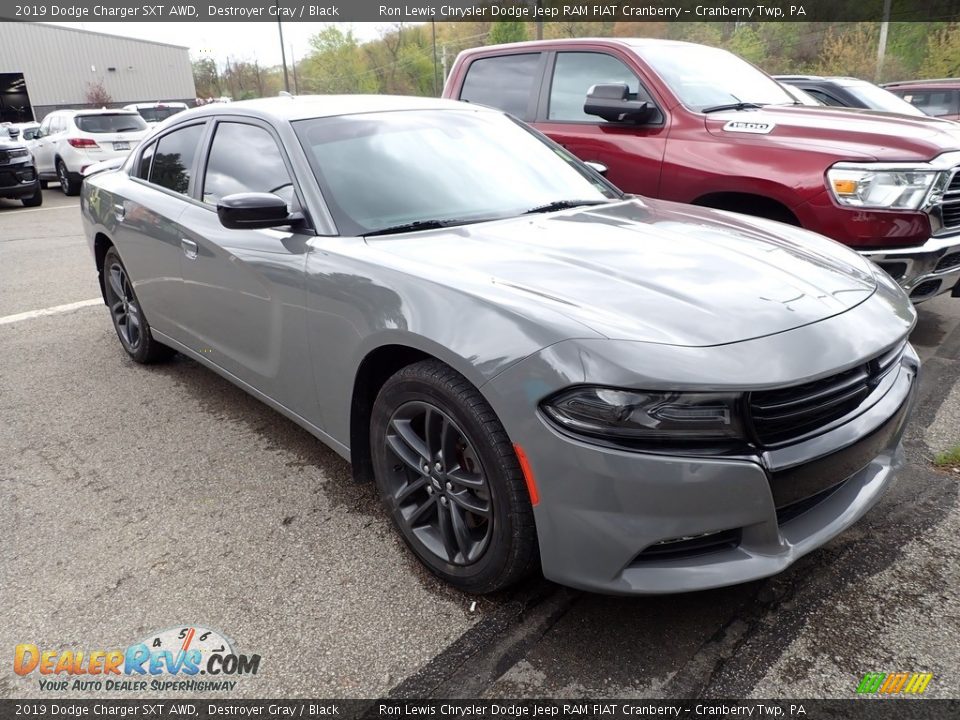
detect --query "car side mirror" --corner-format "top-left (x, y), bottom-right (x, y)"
top-left (217, 192), bottom-right (301, 230)
top-left (34, 129), bottom-right (44, 139)
top-left (584, 83), bottom-right (657, 125)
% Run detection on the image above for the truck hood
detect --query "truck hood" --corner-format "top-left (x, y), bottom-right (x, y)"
top-left (705, 104), bottom-right (960, 161)
top-left (367, 198), bottom-right (879, 347)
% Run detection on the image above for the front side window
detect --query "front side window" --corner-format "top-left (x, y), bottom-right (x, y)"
top-left (148, 124), bottom-right (205, 195)
top-left (202, 122), bottom-right (294, 206)
top-left (549, 52), bottom-right (641, 121)
top-left (74, 113), bottom-right (148, 134)
top-left (295, 109), bottom-right (619, 236)
top-left (459, 53), bottom-right (541, 118)
top-left (897, 90), bottom-right (956, 117)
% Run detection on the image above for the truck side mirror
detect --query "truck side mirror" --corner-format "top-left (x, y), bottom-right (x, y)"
top-left (584, 83), bottom-right (657, 125)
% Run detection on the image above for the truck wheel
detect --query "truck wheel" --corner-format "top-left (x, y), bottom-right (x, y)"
top-left (21, 187), bottom-right (43, 207)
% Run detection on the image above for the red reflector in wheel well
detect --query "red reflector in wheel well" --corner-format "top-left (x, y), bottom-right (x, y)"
top-left (513, 443), bottom-right (539, 506)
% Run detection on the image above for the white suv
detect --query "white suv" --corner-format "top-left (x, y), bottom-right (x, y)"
top-left (31, 109), bottom-right (149, 195)
top-left (123, 102), bottom-right (188, 124)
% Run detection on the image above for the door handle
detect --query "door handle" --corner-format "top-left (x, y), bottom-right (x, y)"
top-left (113, 203), bottom-right (125, 221)
top-left (181, 238), bottom-right (198, 260)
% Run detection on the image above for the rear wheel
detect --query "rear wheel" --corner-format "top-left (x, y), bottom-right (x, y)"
top-left (102, 247), bottom-right (174, 364)
top-left (371, 360), bottom-right (538, 593)
top-left (57, 159), bottom-right (80, 196)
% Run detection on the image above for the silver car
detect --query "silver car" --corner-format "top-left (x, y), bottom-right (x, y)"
top-left (81, 96), bottom-right (919, 595)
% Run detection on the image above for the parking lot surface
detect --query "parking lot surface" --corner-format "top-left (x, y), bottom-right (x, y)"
top-left (2, 189), bottom-right (959, 700)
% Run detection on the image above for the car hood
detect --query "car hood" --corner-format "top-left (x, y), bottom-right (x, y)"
top-left (366, 199), bottom-right (879, 347)
top-left (705, 104), bottom-right (960, 161)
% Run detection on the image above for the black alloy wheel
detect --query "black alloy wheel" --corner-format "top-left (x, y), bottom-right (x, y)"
top-left (102, 247), bottom-right (174, 364)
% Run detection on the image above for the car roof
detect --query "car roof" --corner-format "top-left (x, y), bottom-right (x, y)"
top-left (169, 94), bottom-right (490, 123)
top-left (50, 108), bottom-right (141, 116)
top-left (776, 75), bottom-right (871, 86)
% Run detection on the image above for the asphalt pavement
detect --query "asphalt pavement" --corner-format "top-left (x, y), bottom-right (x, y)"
top-left (2, 188), bottom-right (958, 701)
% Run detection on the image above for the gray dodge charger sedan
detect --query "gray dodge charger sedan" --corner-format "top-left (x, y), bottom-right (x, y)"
top-left (81, 96), bottom-right (919, 595)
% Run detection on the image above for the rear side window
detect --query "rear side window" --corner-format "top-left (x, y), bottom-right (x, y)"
top-left (202, 122), bottom-right (294, 206)
top-left (137, 142), bottom-right (156, 180)
top-left (148, 124), bottom-right (205, 195)
top-left (897, 89), bottom-right (956, 117)
top-left (549, 52), bottom-right (641, 121)
top-left (460, 53), bottom-right (541, 118)
top-left (805, 89), bottom-right (845, 107)
top-left (74, 114), bottom-right (148, 134)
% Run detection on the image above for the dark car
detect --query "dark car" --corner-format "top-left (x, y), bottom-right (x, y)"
top-left (0, 136), bottom-right (42, 207)
top-left (885, 79), bottom-right (960, 122)
top-left (775, 75), bottom-right (927, 116)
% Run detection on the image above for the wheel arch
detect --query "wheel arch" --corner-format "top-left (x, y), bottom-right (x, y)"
top-left (93, 232), bottom-right (114, 304)
top-left (692, 191), bottom-right (801, 226)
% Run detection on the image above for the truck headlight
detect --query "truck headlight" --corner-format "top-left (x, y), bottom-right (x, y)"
top-left (827, 163), bottom-right (941, 210)
top-left (541, 387), bottom-right (745, 443)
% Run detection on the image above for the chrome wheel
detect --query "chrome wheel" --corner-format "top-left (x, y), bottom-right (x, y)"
top-left (106, 262), bottom-right (142, 351)
top-left (383, 401), bottom-right (493, 566)
top-left (57, 161), bottom-right (70, 193)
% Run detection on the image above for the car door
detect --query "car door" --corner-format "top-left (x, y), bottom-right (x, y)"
top-left (31, 114), bottom-right (56, 173)
top-left (534, 51), bottom-right (668, 198)
top-left (176, 118), bottom-right (315, 416)
top-left (111, 121), bottom-right (208, 338)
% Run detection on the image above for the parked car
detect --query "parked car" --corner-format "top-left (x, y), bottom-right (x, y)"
top-left (0, 134), bottom-right (42, 207)
top-left (31, 109), bottom-right (149, 195)
top-left (884, 79), bottom-right (960, 121)
top-left (123, 102), bottom-right (189, 124)
top-left (11, 122), bottom-right (41, 142)
top-left (82, 96), bottom-right (919, 595)
top-left (776, 75), bottom-right (927, 116)
top-left (778, 83), bottom-right (822, 106)
top-left (443, 39), bottom-right (960, 303)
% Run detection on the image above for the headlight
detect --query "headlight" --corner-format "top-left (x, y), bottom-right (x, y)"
top-left (826, 163), bottom-right (941, 210)
top-left (8, 148), bottom-right (29, 159)
top-left (541, 387), bottom-right (745, 443)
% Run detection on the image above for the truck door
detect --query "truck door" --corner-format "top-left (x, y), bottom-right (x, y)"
top-left (534, 51), bottom-right (668, 199)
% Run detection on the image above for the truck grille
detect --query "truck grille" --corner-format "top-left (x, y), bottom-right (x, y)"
top-left (749, 342), bottom-right (905, 446)
top-left (940, 170), bottom-right (960, 231)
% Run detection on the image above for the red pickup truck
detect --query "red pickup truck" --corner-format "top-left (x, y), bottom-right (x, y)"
top-left (442, 38), bottom-right (960, 303)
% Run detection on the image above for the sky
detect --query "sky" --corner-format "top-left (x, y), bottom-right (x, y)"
top-left (48, 22), bottom-right (393, 67)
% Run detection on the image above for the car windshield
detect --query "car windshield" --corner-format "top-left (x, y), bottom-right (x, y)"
top-left (137, 106), bottom-right (185, 122)
top-left (21, 127), bottom-right (39, 140)
top-left (74, 113), bottom-right (148, 134)
top-left (640, 44), bottom-right (794, 112)
top-left (294, 109), bottom-right (620, 236)
top-left (845, 82), bottom-right (927, 116)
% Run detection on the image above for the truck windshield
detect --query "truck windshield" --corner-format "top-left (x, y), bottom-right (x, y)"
top-left (640, 44), bottom-right (793, 112)
top-left (294, 109), bottom-right (620, 236)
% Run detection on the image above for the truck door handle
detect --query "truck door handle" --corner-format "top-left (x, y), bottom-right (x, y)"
top-left (113, 204), bottom-right (125, 221)
top-left (181, 239), bottom-right (198, 260)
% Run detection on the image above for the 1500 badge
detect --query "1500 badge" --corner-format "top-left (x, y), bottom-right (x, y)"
top-left (723, 120), bottom-right (776, 134)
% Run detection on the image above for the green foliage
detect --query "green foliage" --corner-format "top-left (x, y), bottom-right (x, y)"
top-left (488, 20), bottom-right (528, 45)
top-left (726, 25), bottom-right (767, 65)
top-left (919, 24), bottom-right (960, 78)
top-left (301, 26), bottom-right (379, 94)
top-left (934, 445), bottom-right (960, 469)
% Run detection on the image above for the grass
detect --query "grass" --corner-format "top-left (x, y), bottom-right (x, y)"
top-left (933, 445), bottom-right (960, 470)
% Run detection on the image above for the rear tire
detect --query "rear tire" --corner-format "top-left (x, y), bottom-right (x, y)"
top-left (102, 246), bottom-right (175, 364)
top-left (57, 159), bottom-right (80, 196)
top-left (21, 186), bottom-right (42, 207)
top-left (371, 360), bottom-right (538, 594)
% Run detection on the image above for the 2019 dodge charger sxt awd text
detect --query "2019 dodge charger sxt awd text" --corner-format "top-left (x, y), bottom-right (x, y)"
top-left (82, 96), bottom-right (919, 595)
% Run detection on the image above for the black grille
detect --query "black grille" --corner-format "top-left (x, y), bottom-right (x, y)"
top-left (935, 252), bottom-right (960, 273)
top-left (632, 529), bottom-right (741, 563)
top-left (940, 171), bottom-right (960, 230)
top-left (0, 151), bottom-right (9, 164)
top-left (910, 279), bottom-right (942, 299)
top-left (0, 170), bottom-right (19, 188)
top-left (749, 343), bottom-right (904, 446)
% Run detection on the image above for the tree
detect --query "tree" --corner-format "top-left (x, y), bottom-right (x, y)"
top-left (488, 20), bottom-right (528, 45)
top-left (85, 81), bottom-right (112, 106)
top-left (300, 26), bottom-right (378, 94)
top-left (919, 24), bottom-right (960, 78)
top-left (814, 23), bottom-right (879, 80)
top-left (192, 57), bottom-right (221, 99)
top-left (725, 24), bottom-right (766, 66)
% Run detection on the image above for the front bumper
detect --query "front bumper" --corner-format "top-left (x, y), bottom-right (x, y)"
top-left (0, 162), bottom-right (39, 198)
top-left (864, 236), bottom-right (960, 302)
top-left (492, 342), bottom-right (918, 595)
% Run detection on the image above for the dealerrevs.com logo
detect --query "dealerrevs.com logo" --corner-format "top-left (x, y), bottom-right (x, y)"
top-left (13, 626), bottom-right (261, 692)
top-left (856, 672), bottom-right (933, 695)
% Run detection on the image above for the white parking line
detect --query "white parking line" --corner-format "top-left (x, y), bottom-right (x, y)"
top-left (0, 298), bottom-right (101, 326)
top-left (0, 204), bottom-right (79, 216)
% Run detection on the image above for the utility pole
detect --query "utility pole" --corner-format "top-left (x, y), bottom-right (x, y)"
top-left (276, 1), bottom-right (290, 93)
top-left (535, 0), bottom-right (543, 40)
top-left (290, 45), bottom-right (300, 95)
top-left (441, 45), bottom-right (449, 85)
top-left (876, 0), bottom-right (892, 82)
top-left (431, 20), bottom-right (440, 97)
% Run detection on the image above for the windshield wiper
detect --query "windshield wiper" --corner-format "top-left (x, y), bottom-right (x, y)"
top-left (701, 102), bottom-right (766, 114)
top-left (363, 218), bottom-right (487, 237)
top-left (523, 199), bottom-right (613, 215)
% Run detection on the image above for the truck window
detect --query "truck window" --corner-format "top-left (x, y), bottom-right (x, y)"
top-left (460, 53), bottom-right (541, 118)
top-left (549, 52), bottom-right (641, 121)
top-left (804, 89), bottom-right (845, 107)
top-left (898, 90), bottom-right (956, 117)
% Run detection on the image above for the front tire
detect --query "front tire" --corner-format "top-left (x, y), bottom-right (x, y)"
top-left (102, 247), bottom-right (174, 364)
top-left (21, 186), bottom-right (42, 207)
top-left (57, 159), bottom-right (80, 196)
top-left (371, 360), bottom-right (538, 593)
